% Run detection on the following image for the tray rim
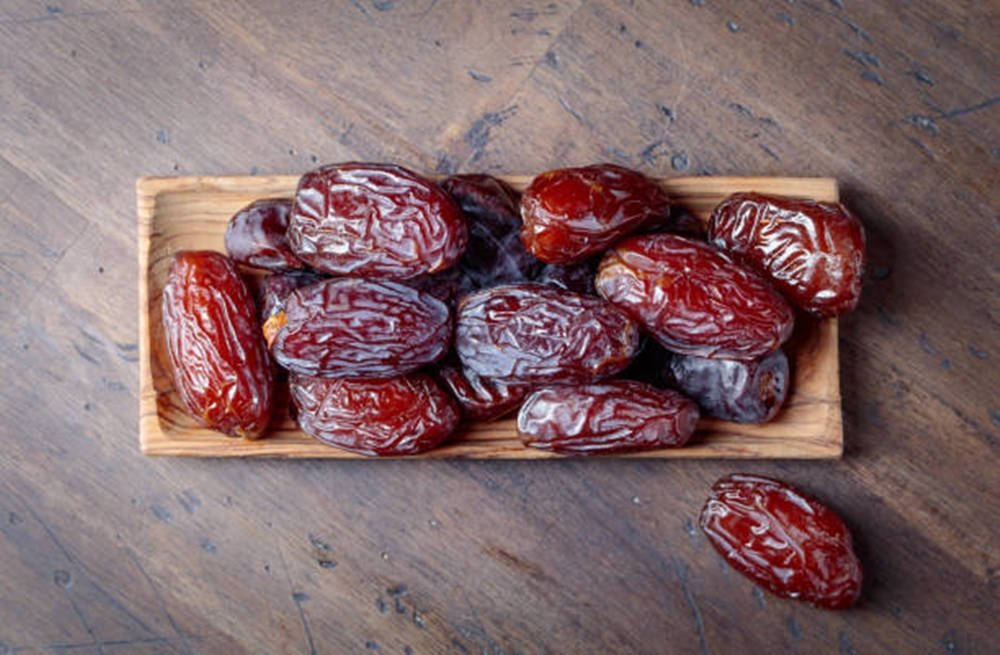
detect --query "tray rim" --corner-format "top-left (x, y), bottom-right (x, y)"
top-left (137, 174), bottom-right (843, 460)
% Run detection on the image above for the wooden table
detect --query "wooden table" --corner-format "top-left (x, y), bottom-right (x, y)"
top-left (1, 1), bottom-right (996, 653)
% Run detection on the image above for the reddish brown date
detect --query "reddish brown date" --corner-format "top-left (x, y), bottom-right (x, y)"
top-left (161, 251), bottom-right (273, 438)
top-left (455, 283), bottom-right (640, 385)
top-left (517, 380), bottom-right (698, 455)
top-left (708, 193), bottom-right (866, 316)
top-left (435, 365), bottom-right (531, 422)
top-left (271, 277), bottom-right (451, 378)
top-left (290, 373), bottom-right (459, 456)
top-left (258, 270), bottom-right (326, 347)
top-left (520, 164), bottom-right (671, 265)
top-left (224, 198), bottom-right (302, 270)
top-left (667, 349), bottom-right (789, 423)
top-left (700, 474), bottom-right (863, 609)
top-left (288, 162), bottom-right (468, 278)
top-left (596, 234), bottom-right (794, 360)
top-left (441, 174), bottom-right (543, 288)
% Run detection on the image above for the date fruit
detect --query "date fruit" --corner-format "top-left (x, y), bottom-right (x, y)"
top-left (441, 174), bottom-right (542, 288)
top-left (596, 234), bottom-right (794, 359)
top-left (667, 350), bottom-right (789, 423)
top-left (520, 164), bottom-right (671, 265)
top-left (161, 251), bottom-right (273, 438)
top-left (517, 380), bottom-right (698, 455)
top-left (224, 198), bottom-right (302, 270)
top-left (456, 283), bottom-right (640, 385)
top-left (271, 277), bottom-right (451, 378)
top-left (708, 193), bottom-right (866, 316)
top-left (290, 373), bottom-right (459, 456)
top-left (436, 365), bottom-right (531, 422)
top-left (700, 474), bottom-right (863, 609)
top-left (288, 162), bottom-right (468, 278)
top-left (258, 270), bottom-right (326, 347)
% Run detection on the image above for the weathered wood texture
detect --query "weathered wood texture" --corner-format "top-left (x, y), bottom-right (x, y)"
top-left (1, 1), bottom-right (997, 653)
top-left (138, 174), bottom-right (841, 460)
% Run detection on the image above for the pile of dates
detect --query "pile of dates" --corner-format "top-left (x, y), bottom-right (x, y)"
top-left (163, 163), bottom-right (866, 456)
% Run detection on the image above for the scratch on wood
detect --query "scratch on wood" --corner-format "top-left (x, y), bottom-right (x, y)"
top-left (759, 144), bottom-right (781, 162)
top-left (838, 631), bottom-right (857, 655)
top-left (292, 592), bottom-right (318, 655)
top-left (777, 12), bottom-right (794, 26)
top-left (468, 70), bottom-right (492, 83)
top-left (557, 95), bottom-right (584, 123)
top-left (126, 549), bottom-right (195, 655)
top-left (934, 96), bottom-right (999, 120)
top-left (671, 556), bottom-right (710, 655)
top-left (73, 342), bottom-right (100, 365)
top-left (905, 115), bottom-right (939, 135)
top-left (860, 70), bottom-right (884, 85)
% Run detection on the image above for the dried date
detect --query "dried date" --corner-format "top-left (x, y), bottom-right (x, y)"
top-left (224, 198), bottom-right (302, 270)
top-left (441, 174), bottom-right (542, 288)
top-left (271, 277), bottom-right (451, 378)
top-left (517, 380), bottom-right (698, 455)
top-left (161, 251), bottom-right (273, 438)
top-left (708, 193), bottom-right (866, 316)
top-left (667, 350), bottom-right (789, 423)
top-left (455, 283), bottom-right (640, 385)
top-left (258, 270), bottom-right (327, 347)
top-left (700, 474), bottom-right (863, 609)
top-left (520, 164), bottom-right (671, 265)
top-left (288, 162), bottom-right (468, 278)
top-left (435, 365), bottom-right (530, 422)
top-left (291, 373), bottom-right (459, 456)
top-left (596, 234), bottom-right (794, 359)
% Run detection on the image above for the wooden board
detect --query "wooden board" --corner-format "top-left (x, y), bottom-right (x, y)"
top-left (138, 174), bottom-right (841, 458)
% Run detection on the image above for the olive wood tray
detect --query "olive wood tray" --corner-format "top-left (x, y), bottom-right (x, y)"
top-left (138, 175), bottom-right (842, 459)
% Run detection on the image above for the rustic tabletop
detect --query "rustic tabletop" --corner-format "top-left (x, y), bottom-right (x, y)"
top-left (1, 1), bottom-right (997, 653)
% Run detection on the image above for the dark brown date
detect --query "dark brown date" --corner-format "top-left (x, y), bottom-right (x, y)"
top-left (708, 193), bottom-right (866, 316)
top-left (402, 265), bottom-right (474, 308)
top-left (667, 349), bottom-right (789, 423)
top-left (161, 251), bottom-right (273, 438)
top-left (533, 258), bottom-right (600, 295)
top-left (224, 198), bottom-right (302, 270)
top-left (700, 474), bottom-right (863, 609)
top-left (435, 365), bottom-right (530, 422)
top-left (456, 283), bottom-right (640, 385)
top-left (288, 162), bottom-right (468, 278)
top-left (441, 174), bottom-right (543, 288)
top-left (517, 380), bottom-right (698, 455)
top-left (290, 373), bottom-right (459, 456)
top-left (272, 277), bottom-right (451, 378)
top-left (596, 234), bottom-right (794, 360)
top-left (258, 270), bottom-right (327, 342)
top-left (520, 164), bottom-right (671, 265)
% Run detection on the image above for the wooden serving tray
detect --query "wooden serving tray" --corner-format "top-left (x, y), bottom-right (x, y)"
top-left (138, 175), bottom-right (842, 459)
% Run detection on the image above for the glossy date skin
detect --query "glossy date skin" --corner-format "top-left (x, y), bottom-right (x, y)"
top-left (272, 277), bottom-right (451, 378)
top-left (520, 164), bottom-right (671, 265)
top-left (258, 270), bottom-right (327, 347)
top-left (224, 198), bottom-right (303, 270)
top-left (517, 380), bottom-right (699, 455)
top-left (435, 365), bottom-right (531, 422)
top-left (288, 163), bottom-right (468, 278)
top-left (700, 474), bottom-right (863, 609)
top-left (667, 350), bottom-right (789, 423)
top-left (441, 174), bottom-right (542, 288)
top-left (290, 373), bottom-right (459, 456)
top-left (708, 193), bottom-right (866, 316)
top-left (456, 283), bottom-right (640, 385)
top-left (162, 251), bottom-right (273, 438)
top-left (596, 234), bottom-right (794, 360)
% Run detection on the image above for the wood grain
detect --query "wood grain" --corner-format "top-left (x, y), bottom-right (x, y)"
top-left (138, 175), bottom-right (841, 458)
top-left (3, 1), bottom-right (998, 653)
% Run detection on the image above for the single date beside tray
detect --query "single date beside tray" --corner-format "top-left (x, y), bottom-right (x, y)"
top-left (138, 175), bottom-right (842, 459)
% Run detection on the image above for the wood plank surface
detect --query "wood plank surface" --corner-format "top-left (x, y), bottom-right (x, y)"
top-left (138, 174), bottom-right (841, 459)
top-left (1, 1), bottom-right (997, 654)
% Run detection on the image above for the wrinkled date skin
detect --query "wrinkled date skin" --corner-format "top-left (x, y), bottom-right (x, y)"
top-left (596, 234), bottom-right (794, 359)
top-left (708, 193), bottom-right (866, 316)
top-left (258, 270), bottom-right (327, 347)
top-left (224, 198), bottom-right (302, 270)
top-left (667, 349), bottom-right (789, 423)
top-left (290, 373), bottom-right (459, 456)
top-left (161, 251), bottom-right (273, 438)
top-left (517, 380), bottom-right (699, 455)
top-left (700, 474), bottom-right (863, 609)
top-left (456, 283), bottom-right (640, 385)
top-left (272, 278), bottom-right (451, 378)
top-left (436, 365), bottom-right (531, 422)
top-left (441, 174), bottom-right (542, 288)
top-left (288, 163), bottom-right (468, 278)
top-left (520, 164), bottom-right (671, 265)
